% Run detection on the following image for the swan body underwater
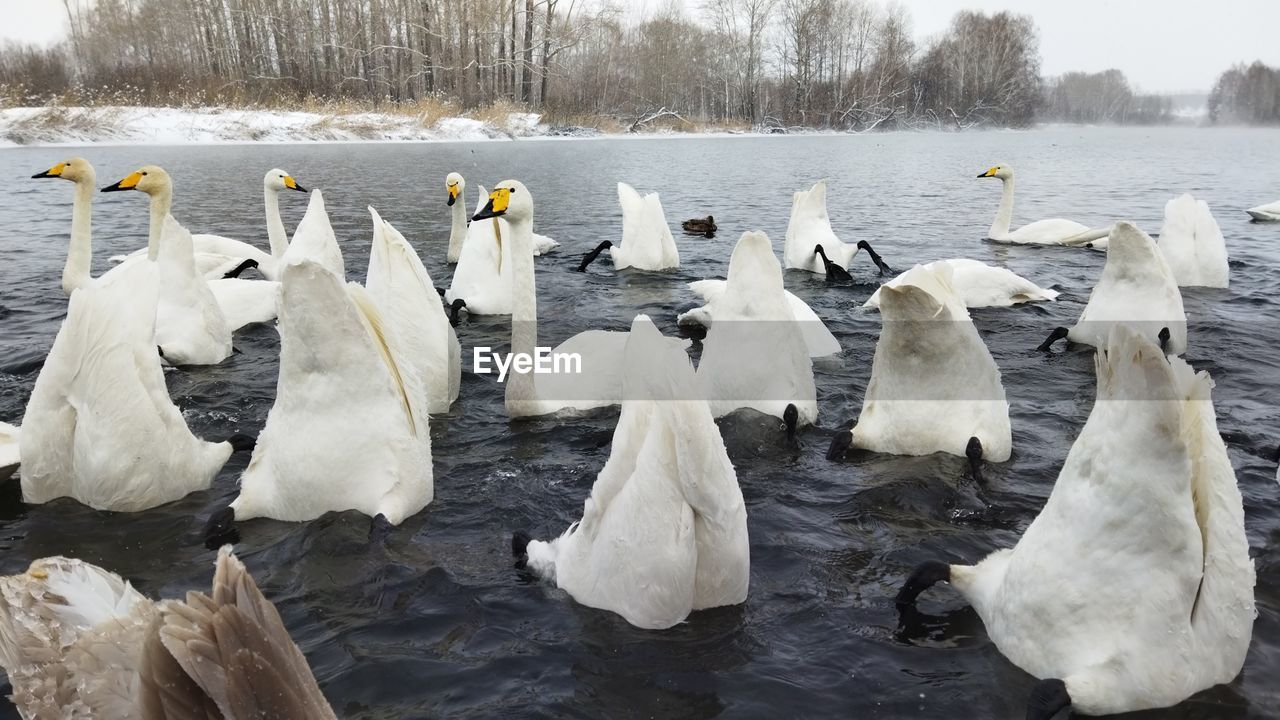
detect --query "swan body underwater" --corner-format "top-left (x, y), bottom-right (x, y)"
top-left (896, 325), bottom-right (1255, 719)
top-left (18, 260), bottom-right (247, 512)
top-left (107, 166), bottom-right (308, 280)
top-left (32, 159), bottom-right (276, 335)
top-left (829, 263), bottom-right (1011, 477)
top-left (514, 315), bottom-right (749, 630)
top-left (1245, 198), bottom-right (1280, 221)
top-left (1158, 194), bottom-right (1229, 288)
top-left (695, 231), bottom-right (818, 440)
top-left (207, 191), bottom-right (433, 544)
top-left (471, 180), bottom-right (690, 418)
top-left (978, 164), bottom-right (1111, 246)
top-left (678, 279), bottom-right (841, 358)
top-left (0, 547), bottom-right (336, 719)
top-left (782, 180), bottom-right (892, 279)
top-left (864, 259), bottom-right (1058, 309)
top-left (577, 182), bottom-right (680, 272)
top-left (1038, 221), bottom-right (1187, 354)
top-left (446, 172), bottom-right (558, 264)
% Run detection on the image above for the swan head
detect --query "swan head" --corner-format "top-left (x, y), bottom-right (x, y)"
top-left (101, 164), bottom-right (170, 194)
top-left (977, 164), bottom-right (1012, 180)
top-left (32, 156), bottom-right (94, 184)
top-left (446, 172), bottom-right (464, 206)
top-left (473, 179), bottom-right (531, 223)
top-left (265, 168), bottom-right (306, 193)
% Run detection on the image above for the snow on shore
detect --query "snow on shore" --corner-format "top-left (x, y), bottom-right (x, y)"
top-left (0, 106), bottom-right (555, 147)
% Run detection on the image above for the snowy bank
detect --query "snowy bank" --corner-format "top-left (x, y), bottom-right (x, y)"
top-left (0, 106), bottom-right (556, 147)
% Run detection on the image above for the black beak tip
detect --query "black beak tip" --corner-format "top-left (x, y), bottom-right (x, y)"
top-left (31, 171), bottom-right (52, 179)
top-left (100, 183), bottom-right (124, 193)
top-left (293, 184), bottom-right (308, 193)
top-left (976, 172), bottom-right (987, 178)
top-left (447, 195), bottom-right (457, 207)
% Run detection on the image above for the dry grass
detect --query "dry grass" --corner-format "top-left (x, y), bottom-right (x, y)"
top-left (1, 105), bottom-right (123, 144)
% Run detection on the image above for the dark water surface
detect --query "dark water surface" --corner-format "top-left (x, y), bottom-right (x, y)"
top-left (1, 127), bottom-right (1278, 718)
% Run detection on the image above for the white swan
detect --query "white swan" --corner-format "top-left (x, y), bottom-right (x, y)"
top-left (32, 158), bottom-right (276, 334)
top-left (106, 167), bottom-right (307, 280)
top-left (864, 259), bottom-right (1058, 309)
top-left (516, 314), bottom-right (749, 630)
top-left (0, 422), bottom-right (19, 482)
top-left (471, 181), bottom-right (690, 418)
top-left (18, 262), bottom-right (241, 512)
top-left (830, 263), bottom-right (1011, 475)
top-left (0, 547), bottom-right (336, 718)
top-left (896, 325), bottom-right (1254, 719)
top-left (367, 206), bottom-right (461, 413)
top-left (695, 231), bottom-right (818, 440)
top-left (1038, 221), bottom-right (1187, 355)
top-left (577, 182), bottom-right (679, 272)
top-left (782, 180), bottom-right (892, 278)
top-left (446, 173), bottom-right (557, 265)
top-left (979, 164), bottom-right (1111, 246)
top-left (445, 185), bottom-right (513, 315)
top-left (678, 280), bottom-right (841, 358)
top-left (1246, 198), bottom-right (1280, 221)
top-left (1158, 194), bottom-right (1229, 288)
top-left (208, 194), bottom-right (432, 543)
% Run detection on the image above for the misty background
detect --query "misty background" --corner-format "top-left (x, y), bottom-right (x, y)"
top-left (0, 0), bottom-right (1276, 132)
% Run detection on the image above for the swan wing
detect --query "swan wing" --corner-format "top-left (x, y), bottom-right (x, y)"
top-left (1245, 199), bottom-right (1280, 221)
top-left (191, 233), bottom-right (276, 276)
top-left (282, 190), bottom-right (345, 279)
top-left (445, 185), bottom-right (512, 314)
top-left (207, 278), bottom-right (280, 331)
top-left (158, 547), bottom-right (336, 720)
top-left (155, 215), bottom-right (233, 365)
top-left (531, 232), bottom-right (559, 255)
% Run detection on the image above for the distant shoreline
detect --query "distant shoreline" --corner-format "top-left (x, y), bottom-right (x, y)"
top-left (0, 105), bottom-right (1236, 149)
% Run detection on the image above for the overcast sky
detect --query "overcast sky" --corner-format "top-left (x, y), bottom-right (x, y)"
top-left (1, 0), bottom-right (1275, 92)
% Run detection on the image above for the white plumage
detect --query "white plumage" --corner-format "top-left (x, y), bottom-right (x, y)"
top-left (1158, 194), bottom-right (1229, 288)
top-left (842, 263), bottom-right (1011, 461)
top-left (1245, 198), bottom-right (1280, 222)
top-left (783, 180), bottom-right (859, 275)
top-left (696, 231), bottom-right (818, 426)
top-left (679, 279), bottom-right (841, 358)
top-left (979, 164), bottom-right (1111, 246)
top-left (864, 259), bottom-right (1058, 309)
top-left (1066, 221), bottom-right (1187, 354)
top-left (19, 263), bottom-right (232, 512)
top-left (914, 326), bottom-right (1254, 717)
top-left (231, 201), bottom-right (432, 524)
top-left (523, 315), bottom-right (748, 629)
top-left (610, 182), bottom-right (679, 271)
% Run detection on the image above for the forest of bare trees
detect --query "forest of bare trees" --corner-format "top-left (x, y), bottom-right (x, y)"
top-left (0, 0), bottom-right (1218, 131)
top-left (1208, 61), bottom-right (1280, 125)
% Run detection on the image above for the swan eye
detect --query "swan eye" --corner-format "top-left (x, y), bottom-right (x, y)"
top-left (509, 187), bottom-right (517, 193)
top-left (141, 171), bottom-right (148, 176)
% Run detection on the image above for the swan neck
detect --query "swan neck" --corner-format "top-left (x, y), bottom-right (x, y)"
top-left (63, 176), bottom-right (95, 295)
top-left (447, 199), bottom-right (467, 262)
top-left (265, 187), bottom-right (287, 258)
top-left (991, 176), bottom-right (1013, 239)
top-left (147, 186), bottom-right (173, 261)
top-left (507, 213), bottom-right (538, 406)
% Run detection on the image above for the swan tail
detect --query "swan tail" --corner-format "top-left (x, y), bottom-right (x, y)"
top-left (158, 547), bottom-right (336, 719)
top-left (347, 283), bottom-right (420, 437)
top-left (524, 538), bottom-right (560, 580)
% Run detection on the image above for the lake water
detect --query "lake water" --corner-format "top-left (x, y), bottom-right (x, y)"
top-left (1, 127), bottom-right (1278, 718)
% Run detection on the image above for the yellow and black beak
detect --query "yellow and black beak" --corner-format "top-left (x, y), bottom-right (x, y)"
top-left (473, 187), bottom-right (511, 221)
top-left (977, 167), bottom-right (999, 178)
top-left (101, 170), bottom-right (143, 192)
top-left (32, 162), bottom-right (66, 179)
top-left (284, 175), bottom-right (306, 193)
top-left (447, 183), bottom-right (460, 207)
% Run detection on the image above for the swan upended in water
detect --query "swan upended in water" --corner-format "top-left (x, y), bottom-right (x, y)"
top-left (695, 231), bottom-right (818, 440)
top-left (106, 166), bottom-right (308, 280)
top-left (0, 547), bottom-right (336, 719)
top-left (516, 314), bottom-right (749, 630)
top-left (471, 180), bottom-right (690, 418)
top-left (1245, 198), bottom-right (1280, 222)
top-left (577, 182), bottom-right (680, 272)
top-left (209, 192), bottom-right (432, 542)
top-left (18, 262), bottom-right (241, 512)
top-left (978, 164), bottom-right (1111, 246)
top-left (782, 180), bottom-right (892, 279)
top-left (678, 279), bottom-right (841, 358)
top-left (0, 422), bottom-right (20, 483)
top-left (897, 325), bottom-right (1255, 719)
top-left (33, 158), bottom-right (276, 334)
top-left (1158, 194), bottom-right (1229, 288)
top-left (830, 263), bottom-right (1011, 476)
top-left (1038, 221), bottom-right (1187, 355)
top-left (864, 259), bottom-right (1058, 310)
top-left (367, 206), bottom-right (461, 413)
top-left (446, 173), bottom-right (557, 265)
